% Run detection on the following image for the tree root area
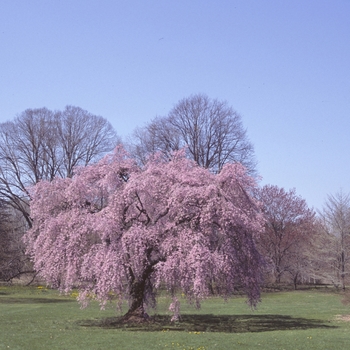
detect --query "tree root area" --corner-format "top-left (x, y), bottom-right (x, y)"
top-left (120, 309), bottom-right (151, 324)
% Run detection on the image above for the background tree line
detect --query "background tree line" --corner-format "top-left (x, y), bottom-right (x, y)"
top-left (0, 94), bottom-right (349, 291)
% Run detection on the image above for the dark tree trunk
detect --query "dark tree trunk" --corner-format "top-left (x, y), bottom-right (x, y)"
top-left (275, 268), bottom-right (281, 284)
top-left (122, 264), bottom-right (154, 323)
top-left (293, 272), bottom-right (299, 290)
top-left (122, 279), bottom-right (149, 322)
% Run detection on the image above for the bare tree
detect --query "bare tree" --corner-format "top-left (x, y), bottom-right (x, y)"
top-left (0, 106), bottom-right (118, 282)
top-left (128, 94), bottom-right (256, 174)
top-left (130, 117), bottom-right (181, 166)
top-left (307, 220), bottom-right (340, 287)
top-left (58, 106), bottom-right (118, 178)
top-left (0, 106), bottom-right (118, 227)
top-left (0, 108), bottom-right (57, 227)
top-left (255, 185), bottom-right (317, 286)
top-left (318, 191), bottom-right (350, 290)
top-left (0, 200), bottom-right (32, 282)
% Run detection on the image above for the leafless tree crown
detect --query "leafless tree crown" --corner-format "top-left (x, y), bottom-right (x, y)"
top-left (58, 106), bottom-right (118, 177)
top-left (318, 191), bottom-right (350, 290)
top-left (128, 94), bottom-right (256, 174)
top-left (0, 106), bottom-right (118, 227)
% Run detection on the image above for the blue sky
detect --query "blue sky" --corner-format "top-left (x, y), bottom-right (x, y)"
top-left (1, 0), bottom-right (349, 211)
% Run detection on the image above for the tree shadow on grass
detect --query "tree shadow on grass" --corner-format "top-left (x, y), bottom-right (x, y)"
top-left (77, 314), bottom-right (336, 333)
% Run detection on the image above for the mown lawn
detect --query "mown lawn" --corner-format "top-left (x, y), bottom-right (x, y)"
top-left (0, 285), bottom-right (349, 349)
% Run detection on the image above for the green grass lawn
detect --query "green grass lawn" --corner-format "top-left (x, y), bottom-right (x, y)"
top-left (0, 285), bottom-right (349, 349)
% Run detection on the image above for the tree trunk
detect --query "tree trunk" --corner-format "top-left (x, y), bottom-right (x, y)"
top-left (122, 280), bottom-right (149, 322)
top-left (275, 268), bottom-right (281, 284)
top-left (293, 272), bottom-right (299, 290)
top-left (122, 265), bottom-right (153, 323)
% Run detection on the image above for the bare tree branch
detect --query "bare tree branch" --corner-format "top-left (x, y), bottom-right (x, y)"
top-left (317, 191), bottom-right (350, 290)
top-left (127, 94), bottom-right (257, 174)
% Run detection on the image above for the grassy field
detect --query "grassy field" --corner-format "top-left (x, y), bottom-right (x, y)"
top-left (0, 285), bottom-right (350, 349)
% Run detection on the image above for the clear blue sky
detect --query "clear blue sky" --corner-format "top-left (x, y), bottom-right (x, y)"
top-left (1, 0), bottom-right (349, 211)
